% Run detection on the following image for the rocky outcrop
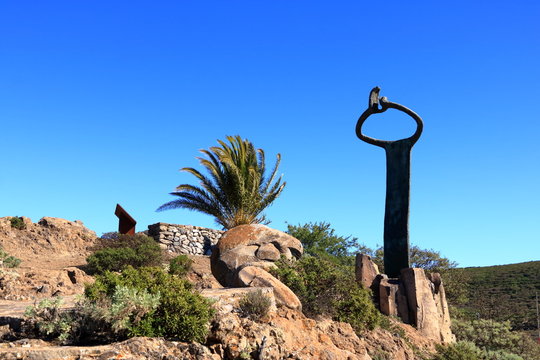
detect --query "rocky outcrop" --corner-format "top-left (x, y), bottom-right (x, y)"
top-left (1, 284), bottom-right (439, 360)
top-left (210, 224), bottom-right (303, 311)
top-left (0, 216), bottom-right (97, 265)
top-left (401, 268), bottom-right (453, 343)
top-left (356, 254), bottom-right (455, 344)
top-left (207, 307), bottom-right (374, 359)
top-left (0, 217), bottom-right (98, 301)
top-left (148, 223), bottom-right (223, 255)
top-left (235, 266), bottom-right (302, 310)
top-left (211, 224), bottom-right (302, 287)
top-left (355, 254), bottom-right (380, 290)
top-left (0, 267), bottom-right (94, 301)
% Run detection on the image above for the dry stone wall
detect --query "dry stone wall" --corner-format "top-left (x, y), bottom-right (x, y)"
top-left (147, 223), bottom-right (224, 255)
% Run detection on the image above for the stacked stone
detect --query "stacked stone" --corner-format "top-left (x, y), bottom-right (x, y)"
top-left (147, 223), bottom-right (224, 255)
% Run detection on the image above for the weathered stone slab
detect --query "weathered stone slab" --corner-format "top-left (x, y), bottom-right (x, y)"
top-left (256, 243), bottom-right (281, 261)
top-left (379, 277), bottom-right (399, 317)
top-left (235, 266), bottom-right (302, 311)
top-left (400, 268), bottom-right (454, 343)
top-left (355, 254), bottom-right (379, 290)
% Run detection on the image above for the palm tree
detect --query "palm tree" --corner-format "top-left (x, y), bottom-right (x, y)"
top-left (157, 135), bottom-right (286, 229)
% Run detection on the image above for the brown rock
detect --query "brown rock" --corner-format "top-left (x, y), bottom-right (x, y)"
top-left (355, 254), bottom-right (379, 289)
top-left (211, 245), bottom-right (259, 286)
top-left (428, 273), bottom-right (453, 344)
top-left (211, 224), bottom-right (303, 287)
top-left (400, 268), bottom-right (454, 343)
top-left (256, 243), bottom-right (281, 261)
top-left (217, 224), bottom-right (302, 258)
top-left (235, 266), bottom-right (302, 311)
top-left (379, 277), bottom-right (399, 317)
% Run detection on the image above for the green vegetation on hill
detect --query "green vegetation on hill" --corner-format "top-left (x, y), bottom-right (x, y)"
top-left (452, 261), bottom-right (540, 333)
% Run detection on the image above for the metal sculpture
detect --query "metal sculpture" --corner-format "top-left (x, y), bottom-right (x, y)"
top-left (115, 204), bottom-right (137, 235)
top-left (356, 87), bottom-right (424, 278)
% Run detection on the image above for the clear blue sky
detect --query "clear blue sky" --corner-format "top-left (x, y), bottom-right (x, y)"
top-left (1, 1), bottom-right (538, 267)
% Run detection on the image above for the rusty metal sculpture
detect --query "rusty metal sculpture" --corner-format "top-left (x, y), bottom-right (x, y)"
top-left (356, 87), bottom-right (423, 278)
top-left (115, 204), bottom-right (137, 235)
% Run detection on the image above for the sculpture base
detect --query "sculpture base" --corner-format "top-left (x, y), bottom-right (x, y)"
top-left (355, 254), bottom-right (455, 344)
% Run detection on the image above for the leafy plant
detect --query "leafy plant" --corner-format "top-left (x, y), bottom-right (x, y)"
top-left (451, 318), bottom-right (540, 360)
top-left (86, 234), bottom-right (163, 274)
top-left (286, 222), bottom-right (372, 266)
top-left (157, 135), bottom-right (286, 229)
top-left (85, 266), bottom-right (215, 342)
top-left (431, 341), bottom-right (524, 360)
top-left (271, 256), bottom-right (381, 332)
top-left (0, 247), bottom-right (21, 268)
top-left (10, 216), bottom-right (26, 230)
top-left (239, 289), bottom-right (272, 320)
top-left (23, 286), bottom-right (162, 344)
top-left (24, 297), bottom-right (73, 342)
top-left (169, 254), bottom-right (193, 277)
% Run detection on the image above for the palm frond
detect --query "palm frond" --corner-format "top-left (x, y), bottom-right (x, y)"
top-left (157, 135), bottom-right (286, 229)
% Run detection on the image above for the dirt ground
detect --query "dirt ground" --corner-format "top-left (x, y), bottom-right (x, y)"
top-left (0, 216), bottom-right (221, 301)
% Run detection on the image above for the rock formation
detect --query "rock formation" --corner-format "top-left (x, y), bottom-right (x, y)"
top-left (356, 254), bottom-right (455, 344)
top-left (210, 224), bottom-right (303, 310)
top-left (0, 217), bottom-right (98, 300)
top-left (355, 254), bottom-right (380, 290)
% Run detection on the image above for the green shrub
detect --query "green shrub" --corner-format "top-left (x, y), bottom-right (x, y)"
top-left (432, 341), bottom-right (484, 360)
top-left (0, 247), bottom-right (21, 268)
top-left (451, 319), bottom-right (539, 360)
top-left (432, 341), bottom-right (525, 360)
top-left (334, 286), bottom-right (382, 332)
top-left (24, 297), bottom-right (73, 343)
top-left (10, 216), bottom-right (26, 230)
top-left (483, 351), bottom-right (524, 360)
top-left (271, 256), bottom-right (381, 332)
top-left (452, 319), bottom-right (521, 353)
top-left (239, 289), bottom-right (272, 320)
top-left (85, 266), bottom-right (215, 342)
top-left (23, 286), bottom-right (161, 345)
top-left (169, 254), bottom-right (193, 277)
top-left (86, 234), bottom-right (163, 274)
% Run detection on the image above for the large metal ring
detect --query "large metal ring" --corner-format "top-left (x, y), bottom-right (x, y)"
top-left (355, 89), bottom-right (423, 148)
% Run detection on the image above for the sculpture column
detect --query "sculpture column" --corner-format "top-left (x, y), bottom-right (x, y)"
top-left (355, 87), bottom-right (423, 278)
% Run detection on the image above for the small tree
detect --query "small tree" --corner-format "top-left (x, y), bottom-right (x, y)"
top-left (286, 222), bottom-right (372, 266)
top-left (158, 136), bottom-right (285, 229)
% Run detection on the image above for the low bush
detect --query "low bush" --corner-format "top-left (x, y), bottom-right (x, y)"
top-left (86, 234), bottom-right (163, 274)
top-left (431, 341), bottom-right (524, 360)
top-left (239, 289), bottom-right (272, 320)
top-left (85, 266), bottom-right (215, 342)
top-left (169, 254), bottom-right (193, 277)
top-left (432, 341), bottom-right (485, 360)
top-left (24, 297), bottom-right (73, 343)
top-left (10, 216), bottom-right (26, 230)
top-left (271, 255), bottom-right (381, 332)
top-left (23, 286), bottom-right (161, 344)
top-left (451, 319), bottom-right (540, 360)
top-left (0, 247), bottom-right (21, 268)
top-left (452, 319), bottom-right (520, 353)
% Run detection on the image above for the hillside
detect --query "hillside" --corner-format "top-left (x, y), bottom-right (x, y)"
top-left (0, 216), bottom-right (439, 360)
top-left (453, 261), bottom-right (540, 333)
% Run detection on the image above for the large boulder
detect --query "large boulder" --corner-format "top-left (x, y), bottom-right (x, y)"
top-left (355, 254), bottom-right (379, 290)
top-left (210, 224), bottom-right (304, 311)
top-left (235, 266), bottom-right (302, 310)
top-left (211, 224), bottom-right (303, 287)
top-left (400, 268), bottom-right (454, 343)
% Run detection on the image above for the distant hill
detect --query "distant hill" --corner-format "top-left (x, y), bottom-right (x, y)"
top-left (453, 261), bottom-right (540, 333)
